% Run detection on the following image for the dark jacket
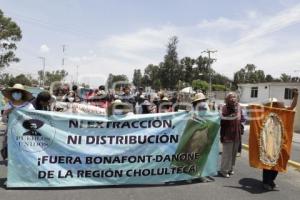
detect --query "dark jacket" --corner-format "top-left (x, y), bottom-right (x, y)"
top-left (220, 104), bottom-right (244, 143)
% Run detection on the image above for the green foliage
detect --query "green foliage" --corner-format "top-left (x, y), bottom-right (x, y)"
top-left (192, 80), bottom-right (209, 91)
top-left (0, 73), bottom-right (34, 86)
top-left (0, 9), bottom-right (22, 68)
top-left (265, 74), bottom-right (274, 82)
top-left (132, 69), bottom-right (142, 87)
top-left (38, 70), bottom-right (68, 86)
top-left (106, 73), bottom-right (129, 89)
top-left (233, 64), bottom-right (266, 84)
top-left (131, 36), bottom-right (230, 91)
top-left (159, 36), bottom-right (180, 89)
top-left (280, 73), bottom-right (291, 82)
top-left (212, 84), bottom-right (226, 91)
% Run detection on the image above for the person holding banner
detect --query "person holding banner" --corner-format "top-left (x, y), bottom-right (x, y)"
top-left (257, 89), bottom-right (298, 190)
top-left (1, 84), bottom-right (35, 160)
top-left (192, 92), bottom-right (209, 111)
top-left (31, 91), bottom-right (55, 111)
top-left (219, 92), bottom-right (244, 178)
top-left (107, 99), bottom-right (134, 116)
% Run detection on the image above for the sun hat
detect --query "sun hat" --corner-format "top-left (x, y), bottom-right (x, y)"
top-left (263, 98), bottom-right (284, 108)
top-left (192, 92), bottom-right (207, 103)
top-left (1, 84), bottom-right (34, 102)
top-left (161, 97), bottom-right (169, 101)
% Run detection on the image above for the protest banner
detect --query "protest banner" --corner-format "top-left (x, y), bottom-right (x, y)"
top-left (54, 102), bottom-right (107, 115)
top-left (7, 109), bottom-right (220, 187)
top-left (249, 104), bottom-right (295, 172)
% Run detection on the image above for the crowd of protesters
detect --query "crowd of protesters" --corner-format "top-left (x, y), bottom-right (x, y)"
top-left (0, 82), bottom-right (298, 190)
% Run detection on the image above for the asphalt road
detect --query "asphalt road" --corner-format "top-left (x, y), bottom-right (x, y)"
top-left (0, 123), bottom-right (299, 200)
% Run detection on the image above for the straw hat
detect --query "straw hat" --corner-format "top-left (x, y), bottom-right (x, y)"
top-left (161, 97), bottom-right (169, 102)
top-left (1, 84), bottom-right (34, 101)
top-left (263, 98), bottom-right (284, 108)
top-left (107, 99), bottom-right (132, 116)
top-left (192, 92), bottom-right (207, 103)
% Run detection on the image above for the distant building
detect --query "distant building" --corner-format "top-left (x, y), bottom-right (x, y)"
top-left (238, 82), bottom-right (300, 132)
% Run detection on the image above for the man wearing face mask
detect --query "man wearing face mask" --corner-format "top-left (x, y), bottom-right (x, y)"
top-left (1, 84), bottom-right (35, 160)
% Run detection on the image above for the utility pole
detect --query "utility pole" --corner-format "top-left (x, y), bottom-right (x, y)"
top-left (62, 44), bottom-right (66, 67)
top-left (294, 70), bottom-right (300, 82)
top-left (38, 56), bottom-right (46, 87)
top-left (201, 49), bottom-right (217, 99)
top-left (76, 65), bottom-right (79, 84)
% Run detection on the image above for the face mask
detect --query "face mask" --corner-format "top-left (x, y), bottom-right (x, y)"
top-left (68, 97), bottom-right (74, 102)
top-left (113, 109), bottom-right (124, 115)
top-left (12, 92), bottom-right (22, 101)
top-left (197, 102), bottom-right (208, 110)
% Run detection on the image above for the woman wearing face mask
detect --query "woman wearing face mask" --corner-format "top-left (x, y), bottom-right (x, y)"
top-left (63, 91), bottom-right (77, 103)
top-left (1, 84), bottom-right (34, 160)
top-left (192, 92), bottom-right (209, 111)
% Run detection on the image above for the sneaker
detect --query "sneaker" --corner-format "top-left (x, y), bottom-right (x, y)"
top-left (228, 170), bottom-right (234, 175)
top-left (270, 182), bottom-right (279, 189)
top-left (218, 171), bottom-right (230, 178)
top-left (263, 184), bottom-right (273, 191)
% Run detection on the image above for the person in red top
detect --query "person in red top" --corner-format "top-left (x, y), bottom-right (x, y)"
top-left (219, 92), bottom-right (245, 178)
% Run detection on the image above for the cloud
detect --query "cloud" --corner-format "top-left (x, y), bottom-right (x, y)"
top-left (39, 44), bottom-right (50, 53)
top-left (13, 3), bottom-right (300, 87)
top-left (238, 4), bottom-right (300, 43)
top-left (247, 11), bottom-right (258, 19)
top-left (197, 17), bottom-right (248, 30)
top-left (74, 4), bottom-right (300, 85)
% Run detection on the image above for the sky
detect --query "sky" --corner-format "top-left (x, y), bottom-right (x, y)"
top-left (1, 0), bottom-right (300, 87)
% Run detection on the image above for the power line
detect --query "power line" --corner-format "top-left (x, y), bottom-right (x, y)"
top-left (4, 10), bottom-right (99, 40)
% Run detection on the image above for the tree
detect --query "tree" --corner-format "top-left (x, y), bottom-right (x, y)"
top-left (192, 80), bottom-right (209, 92)
top-left (265, 74), bottom-right (274, 82)
top-left (233, 64), bottom-right (265, 84)
top-left (160, 36), bottom-right (180, 89)
top-left (0, 73), bottom-right (13, 86)
top-left (212, 84), bottom-right (226, 91)
top-left (132, 69), bottom-right (142, 88)
top-left (142, 64), bottom-right (160, 89)
top-left (0, 10), bottom-right (22, 68)
top-left (280, 73), bottom-right (291, 82)
top-left (13, 74), bottom-right (32, 86)
top-left (180, 57), bottom-right (195, 84)
top-left (38, 70), bottom-right (68, 86)
top-left (106, 73), bottom-right (129, 89)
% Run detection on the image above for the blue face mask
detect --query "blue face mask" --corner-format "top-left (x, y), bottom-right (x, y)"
top-left (12, 92), bottom-right (22, 101)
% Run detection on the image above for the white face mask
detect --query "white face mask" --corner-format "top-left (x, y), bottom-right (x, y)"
top-left (113, 109), bottom-right (124, 115)
top-left (197, 102), bottom-right (208, 110)
top-left (68, 97), bottom-right (75, 102)
top-left (12, 92), bottom-right (22, 101)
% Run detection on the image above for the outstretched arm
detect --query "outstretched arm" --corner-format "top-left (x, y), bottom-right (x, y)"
top-left (288, 89), bottom-right (298, 110)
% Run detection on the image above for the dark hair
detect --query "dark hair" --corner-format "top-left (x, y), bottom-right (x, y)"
top-left (99, 85), bottom-right (105, 90)
top-left (37, 91), bottom-right (51, 102)
top-left (35, 91), bottom-right (51, 110)
top-left (72, 85), bottom-right (78, 91)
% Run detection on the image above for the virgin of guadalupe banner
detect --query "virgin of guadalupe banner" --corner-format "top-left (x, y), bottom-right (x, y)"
top-left (248, 104), bottom-right (295, 172)
top-left (7, 109), bottom-right (220, 188)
